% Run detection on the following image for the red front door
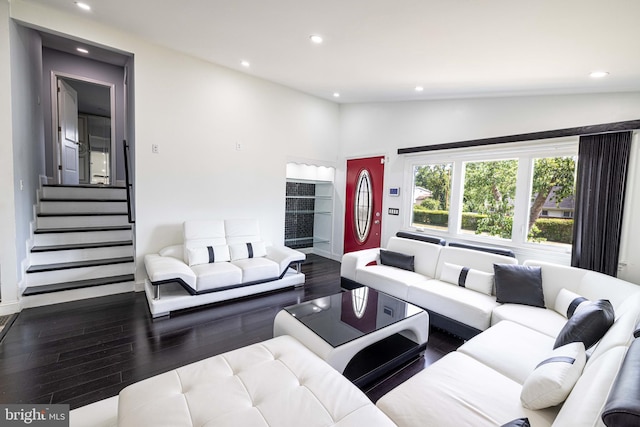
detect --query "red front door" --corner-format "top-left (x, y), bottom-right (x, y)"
top-left (344, 156), bottom-right (385, 253)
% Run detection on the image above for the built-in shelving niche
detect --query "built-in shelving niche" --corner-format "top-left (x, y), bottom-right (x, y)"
top-left (285, 163), bottom-right (335, 258)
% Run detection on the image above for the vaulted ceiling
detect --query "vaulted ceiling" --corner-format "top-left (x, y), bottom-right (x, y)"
top-left (23, 0), bottom-right (640, 103)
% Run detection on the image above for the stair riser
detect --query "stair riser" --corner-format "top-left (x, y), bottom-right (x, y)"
top-left (39, 201), bottom-right (127, 214)
top-left (37, 215), bottom-right (130, 229)
top-left (33, 229), bottom-right (133, 246)
top-left (41, 186), bottom-right (127, 200)
top-left (30, 246), bottom-right (134, 265)
top-left (22, 281), bottom-right (135, 309)
top-left (25, 263), bottom-right (135, 286)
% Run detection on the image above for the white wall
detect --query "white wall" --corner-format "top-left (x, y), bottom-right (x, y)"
top-left (0, 0), bottom-right (19, 309)
top-left (9, 21), bottom-right (44, 292)
top-left (338, 93), bottom-right (640, 283)
top-left (9, 1), bottom-right (341, 283)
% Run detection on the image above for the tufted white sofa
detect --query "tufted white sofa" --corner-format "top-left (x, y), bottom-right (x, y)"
top-left (143, 219), bottom-right (306, 317)
top-left (341, 235), bottom-right (518, 338)
top-left (69, 335), bottom-right (396, 427)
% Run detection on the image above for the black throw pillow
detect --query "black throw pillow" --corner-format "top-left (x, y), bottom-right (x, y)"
top-left (501, 418), bottom-right (530, 427)
top-left (601, 339), bottom-right (640, 427)
top-left (379, 249), bottom-right (415, 272)
top-left (554, 299), bottom-right (615, 349)
top-left (494, 264), bottom-right (545, 308)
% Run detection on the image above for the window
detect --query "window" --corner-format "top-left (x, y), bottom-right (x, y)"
top-left (411, 163), bottom-right (452, 230)
top-left (404, 139), bottom-right (578, 252)
top-left (527, 156), bottom-right (577, 246)
top-left (461, 159), bottom-right (517, 239)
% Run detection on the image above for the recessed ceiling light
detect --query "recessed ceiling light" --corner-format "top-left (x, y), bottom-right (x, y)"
top-left (76, 47), bottom-right (89, 54)
top-left (589, 71), bottom-right (609, 78)
top-left (309, 35), bottom-right (323, 44)
top-left (75, 2), bottom-right (91, 11)
top-left (333, 92), bottom-right (340, 98)
top-left (415, 86), bottom-right (424, 92)
top-left (241, 60), bottom-right (250, 68)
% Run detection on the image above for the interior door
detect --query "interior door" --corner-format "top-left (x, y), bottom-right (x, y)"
top-left (58, 79), bottom-right (80, 185)
top-left (344, 156), bottom-right (385, 253)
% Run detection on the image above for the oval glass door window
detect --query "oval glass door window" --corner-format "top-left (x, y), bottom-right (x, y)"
top-left (354, 169), bottom-right (373, 243)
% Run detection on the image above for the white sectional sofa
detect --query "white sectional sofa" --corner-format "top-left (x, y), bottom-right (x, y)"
top-left (341, 235), bottom-right (518, 338)
top-left (143, 219), bottom-right (305, 317)
top-left (377, 266), bottom-right (640, 427)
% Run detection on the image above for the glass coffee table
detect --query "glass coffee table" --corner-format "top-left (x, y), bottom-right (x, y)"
top-left (273, 286), bottom-right (429, 387)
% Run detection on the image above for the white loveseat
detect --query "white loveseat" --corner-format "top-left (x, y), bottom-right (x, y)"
top-left (143, 219), bottom-right (305, 317)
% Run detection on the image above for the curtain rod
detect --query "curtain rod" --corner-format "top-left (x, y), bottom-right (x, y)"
top-left (397, 119), bottom-right (640, 155)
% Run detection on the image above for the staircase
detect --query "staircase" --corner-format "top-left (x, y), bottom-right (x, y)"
top-left (22, 185), bottom-right (135, 302)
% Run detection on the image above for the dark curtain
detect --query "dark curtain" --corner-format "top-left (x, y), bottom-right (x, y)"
top-left (571, 131), bottom-right (632, 276)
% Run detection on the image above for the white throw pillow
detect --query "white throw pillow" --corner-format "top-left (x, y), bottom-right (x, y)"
top-left (520, 342), bottom-right (586, 410)
top-left (229, 241), bottom-right (267, 260)
top-left (187, 245), bottom-right (230, 266)
top-left (554, 288), bottom-right (590, 319)
top-left (440, 262), bottom-right (494, 296)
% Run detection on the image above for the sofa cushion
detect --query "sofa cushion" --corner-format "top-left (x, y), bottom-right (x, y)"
top-left (183, 220), bottom-right (227, 263)
top-left (491, 304), bottom-right (567, 338)
top-left (379, 249), bottom-right (415, 272)
top-left (520, 342), bottom-right (586, 410)
top-left (458, 320), bottom-right (555, 384)
top-left (440, 262), bottom-right (494, 296)
top-left (407, 279), bottom-right (500, 331)
top-left (118, 335), bottom-right (395, 427)
top-left (187, 245), bottom-right (231, 266)
top-left (232, 257), bottom-right (280, 283)
top-left (494, 264), bottom-right (545, 308)
top-left (356, 265), bottom-right (427, 300)
top-left (229, 241), bottom-right (267, 260)
top-left (554, 299), bottom-right (615, 349)
top-left (554, 288), bottom-right (590, 319)
top-left (376, 351), bottom-right (558, 427)
top-left (386, 236), bottom-right (442, 277)
top-left (435, 246), bottom-right (518, 278)
top-left (191, 262), bottom-right (243, 292)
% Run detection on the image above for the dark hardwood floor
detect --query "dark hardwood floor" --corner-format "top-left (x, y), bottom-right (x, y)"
top-left (0, 254), bottom-right (462, 409)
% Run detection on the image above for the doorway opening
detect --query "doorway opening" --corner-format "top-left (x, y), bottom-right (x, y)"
top-left (52, 73), bottom-right (115, 186)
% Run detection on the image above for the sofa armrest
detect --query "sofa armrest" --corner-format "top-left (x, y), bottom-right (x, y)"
top-left (266, 246), bottom-right (306, 276)
top-left (144, 253), bottom-right (196, 288)
top-left (340, 248), bottom-right (380, 282)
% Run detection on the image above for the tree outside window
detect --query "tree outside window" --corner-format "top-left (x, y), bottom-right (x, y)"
top-left (462, 159), bottom-right (518, 239)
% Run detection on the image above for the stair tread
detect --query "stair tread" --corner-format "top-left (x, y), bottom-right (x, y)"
top-left (31, 241), bottom-right (133, 252)
top-left (26, 257), bottom-right (134, 273)
top-left (39, 198), bottom-right (127, 202)
top-left (37, 212), bottom-right (129, 217)
top-left (22, 274), bottom-right (135, 296)
top-left (43, 184), bottom-right (127, 189)
top-left (34, 225), bottom-right (132, 234)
